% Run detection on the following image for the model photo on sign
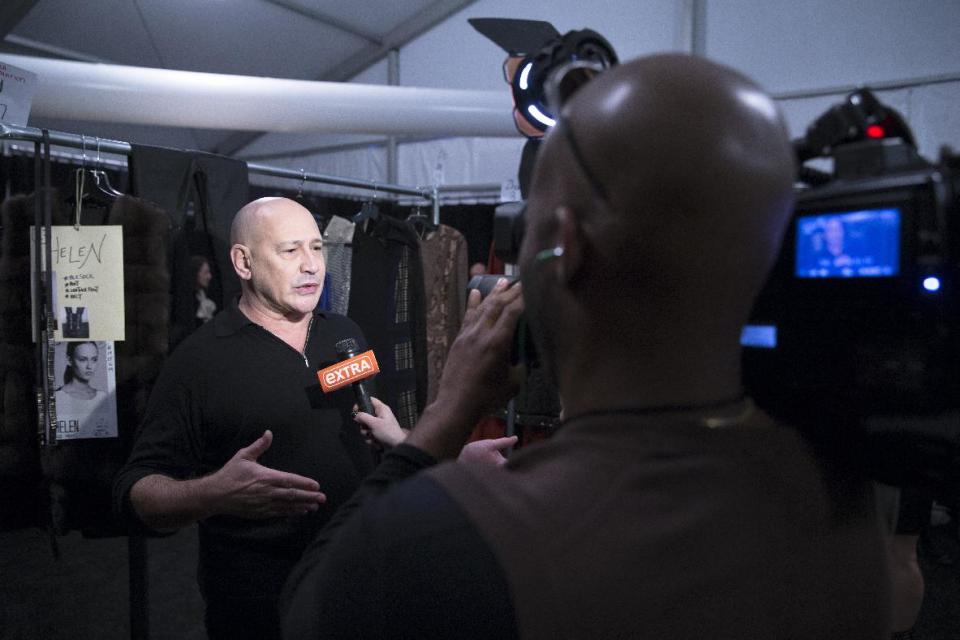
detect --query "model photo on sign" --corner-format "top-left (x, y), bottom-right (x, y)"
top-left (53, 340), bottom-right (117, 439)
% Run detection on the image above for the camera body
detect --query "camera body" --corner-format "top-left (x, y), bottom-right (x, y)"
top-left (487, 140), bottom-right (960, 421)
top-left (467, 273), bottom-right (539, 367)
top-left (743, 138), bottom-right (960, 490)
top-left (492, 201), bottom-right (527, 264)
top-left (744, 139), bottom-right (959, 419)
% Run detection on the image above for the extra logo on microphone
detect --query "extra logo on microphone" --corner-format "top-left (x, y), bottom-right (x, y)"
top-left (317, 350), bottom-right (380, 393)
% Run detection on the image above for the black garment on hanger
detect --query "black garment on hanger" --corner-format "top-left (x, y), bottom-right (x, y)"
top-left (129, 145), bottom-right (249, 352)
top-left (348, 216), bottom-right (428, 430)
top-left (430, 203), bottom-right (495, 268)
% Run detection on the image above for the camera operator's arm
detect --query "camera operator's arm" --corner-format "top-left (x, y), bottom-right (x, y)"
top-left (407, 278), bottom-right (525, 459)
top-left (877, 483), bottom-right (930, 634)
top-left (284, 280), bottom-right (523, 602)
top-left (887, 533), bottom-right (923, 633)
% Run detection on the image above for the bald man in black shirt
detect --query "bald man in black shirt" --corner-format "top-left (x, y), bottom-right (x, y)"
top-left (114, 198), bottom-right (376, 640)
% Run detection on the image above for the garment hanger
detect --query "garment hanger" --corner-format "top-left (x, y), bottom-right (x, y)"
top-left (295, 168), bottom-right (306, 201)
top-left (90, 169), bottom-right (123, 197)
top-left (65, 136), bottom-right (119, 220)
top-left (352, 200), bottom-right (379, 234)
top-left (352, 181), bottom-right (380, 232)
top-left (90, 137), bottom-right (124, 197)
top-left (406, 205), bottom-right (436, 239)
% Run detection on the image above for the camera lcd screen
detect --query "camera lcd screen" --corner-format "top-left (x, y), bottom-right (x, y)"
top-left (795, 207), bottom-right (901, 278)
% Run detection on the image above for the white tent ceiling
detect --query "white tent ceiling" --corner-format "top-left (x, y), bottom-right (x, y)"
top-left (0, 0), bottom-right (479, 154)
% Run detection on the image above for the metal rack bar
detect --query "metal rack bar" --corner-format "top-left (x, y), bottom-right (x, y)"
top-left (0, 123), bottom-right (439, 223)
top-left (772, 71), bottom-right (960, 101)
top-left (3, 142), bottom-right (129, 169)
top-left (245, 161), bottom-right (428, 199)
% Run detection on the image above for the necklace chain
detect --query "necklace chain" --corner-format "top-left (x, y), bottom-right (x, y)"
top-left (300, 315), bottom-right (314, 367)
top-left (562, 396), bottom-right (757, 430)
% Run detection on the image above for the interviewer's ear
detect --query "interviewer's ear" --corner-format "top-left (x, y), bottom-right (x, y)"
top-left (554, 205), bottom-right (583, 286)
top-left (231, 244), bottom-right (252, 280)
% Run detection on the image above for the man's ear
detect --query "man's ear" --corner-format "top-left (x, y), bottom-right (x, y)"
top-left (554, 205), bottom-right (583, 286)
top-left (231, 244), bottom-right (252, 280)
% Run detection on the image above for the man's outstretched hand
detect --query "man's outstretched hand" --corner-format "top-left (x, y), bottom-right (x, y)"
top-left (209, 430), bottom-right (327, 518)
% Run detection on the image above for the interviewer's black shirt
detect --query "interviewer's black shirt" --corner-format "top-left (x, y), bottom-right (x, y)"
top-left (113, 299), bottom-right (374, 598)
top-left (282, 411), bottom-right (890, 640)
top-left (281, 444), bottom-right (519, 640)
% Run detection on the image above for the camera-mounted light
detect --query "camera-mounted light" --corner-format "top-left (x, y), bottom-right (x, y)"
top-left (470, 18), bottom-right (618, 138)
top-left (794, 88), bottom-right (917, 164)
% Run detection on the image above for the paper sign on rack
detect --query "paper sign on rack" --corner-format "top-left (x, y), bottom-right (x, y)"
top-left (500, 179), bottom-right (522, 203)
top-left (31, 225), bottom-right (126, 342)
top-left (0, 60), bottom-right (38, 126)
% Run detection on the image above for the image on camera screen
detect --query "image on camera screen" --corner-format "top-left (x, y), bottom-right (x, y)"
top-left (794, 207), bottom-right (901, 278)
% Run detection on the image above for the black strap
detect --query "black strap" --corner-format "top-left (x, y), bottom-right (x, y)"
top-left (557, 118), bottom-right (611, 204)
top-left (32, 140), bottom-right (44, 447)
top-left (34, 131), bottom-right (61, 559)
top-left (193, 169), bottom-right (220, 267)
top-left (33, 131), bottom-right (57, 448)
top-left (189, 164), bottom-right (226, 303)
top-left (172, 157), bottom-right (198, 223)
top-left (42, 131), bottom-right (56, 447)
top-left (174, 159), bottom-right (213, 231)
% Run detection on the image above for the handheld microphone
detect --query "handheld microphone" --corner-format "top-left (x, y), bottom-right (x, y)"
top-left (323, 338), bottom-right (379, 416)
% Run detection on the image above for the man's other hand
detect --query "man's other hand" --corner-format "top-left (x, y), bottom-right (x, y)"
top-left (458, 436), bottom-right (518, 467)
top-left (210, 430), bottom-right (327, 518)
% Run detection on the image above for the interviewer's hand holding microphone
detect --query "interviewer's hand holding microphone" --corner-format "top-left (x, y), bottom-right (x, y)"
top-left (353, 397), bottom-right (407, 447)
top-left (354, 278), bottom-right (524, 464)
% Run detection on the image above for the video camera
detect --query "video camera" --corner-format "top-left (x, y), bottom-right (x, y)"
top-left (479, 82), bottom-right (960, 487)
top-left (468, 19), bottom-right (959, 484)
top-left (743, 88), bottom-right (960, 491)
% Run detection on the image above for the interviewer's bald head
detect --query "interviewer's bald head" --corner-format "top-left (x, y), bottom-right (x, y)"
top-left (517, 54), bottom-right (796, 405)
top-left (521, 53), bottom-right (795, 314)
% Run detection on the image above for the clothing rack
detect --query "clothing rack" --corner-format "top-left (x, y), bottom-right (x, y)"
top-left (0, 122), bottom-right (441, 225)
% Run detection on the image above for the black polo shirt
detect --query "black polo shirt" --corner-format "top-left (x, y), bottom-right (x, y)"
top-left (113, 299), bottom-right (375, 597)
